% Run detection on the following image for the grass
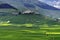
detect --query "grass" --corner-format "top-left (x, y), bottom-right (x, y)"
top-left (0, 14), bottom-right (60, 40)
top-left (0, 29), bottom-right (47, 40)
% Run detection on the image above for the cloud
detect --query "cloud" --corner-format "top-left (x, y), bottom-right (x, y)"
top-left (51, 1), bottom-right (60, 9)
top-left (38, 0), bottom-right (60, 9)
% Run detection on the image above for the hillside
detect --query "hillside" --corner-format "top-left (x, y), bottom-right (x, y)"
top-left (0, 14), bottom-right (59, 40)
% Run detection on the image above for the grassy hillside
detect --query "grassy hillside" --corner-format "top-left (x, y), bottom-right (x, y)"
top-left (0, 14), bottom-right (60, 40)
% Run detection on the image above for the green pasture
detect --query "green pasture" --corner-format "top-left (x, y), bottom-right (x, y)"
top-left (0, 14), bottom-right (60, 40)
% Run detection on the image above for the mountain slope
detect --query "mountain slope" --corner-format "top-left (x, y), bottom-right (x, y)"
top-left (0, 0), bottom-right (60, 18)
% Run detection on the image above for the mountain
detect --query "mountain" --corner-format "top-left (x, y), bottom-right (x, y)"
top-left (0, 0), bottom-right (60, 18)
top-left (0, 0), bottom-right (60, 10)
top-left (23, 3), bottom-right (35, 8)
top-left (0, 3), bottom-right (17, 9)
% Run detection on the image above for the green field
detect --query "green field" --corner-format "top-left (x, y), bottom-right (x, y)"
top-left (0, 14), bottom-right (60, 40)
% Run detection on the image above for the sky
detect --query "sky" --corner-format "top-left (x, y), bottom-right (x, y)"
top-left (38, 0), bottom-right (60, 9)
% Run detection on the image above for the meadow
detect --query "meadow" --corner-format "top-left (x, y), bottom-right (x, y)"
top-left (0, 14), bottom-right (60, 40)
